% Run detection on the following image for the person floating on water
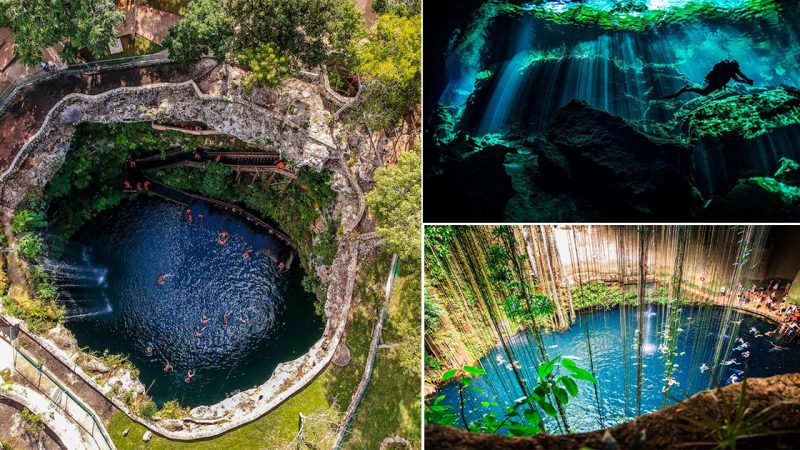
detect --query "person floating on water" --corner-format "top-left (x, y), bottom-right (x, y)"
top-left (224, 313), bottom-right (230, 326)
top-left (700, 363), bottom-right (709, 373)
top-left (185, 370), bottom-right (195, 383)
top-left (243, 250), bottom-right (252, 258)
top-left (195, 326), bottom-right (205, 337)
top-left (198, 213), bottom-right (204, 223)
top-left (662, 59), bottom-right (753, 99)
top-left (769, 341), bottom-right (789, 352)
top-left (742, 351), bottom-right (750, 358)
top-left (156, 274), bottom-right (171, 285)
top-left (721, 358), bottom-right (740, 366)
top-left (728, 370), bottom-right (743, 384)
top-left (218, 231), bottom-right (230, 246)
top-left (186, 208), bottom-right (194, 224)
top-left (201, 316), bottom-right (209, 326)
top-left (240, 316), bottom-right (249, 325)
top-left (145, 345), bottom-right (153, 357)
top-left (164, 361), bottom-right (173, 372)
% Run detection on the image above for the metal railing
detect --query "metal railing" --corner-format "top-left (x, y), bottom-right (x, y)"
top-left (0, 52), bottom-right (169, 113)
top-left (12, 340), bottom-right (115, 450)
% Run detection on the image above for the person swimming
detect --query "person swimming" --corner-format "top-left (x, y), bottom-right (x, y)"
top-left (733, 342), bottom-right (749, 351)
top-left (700, 363), bottom-right (709, 373)
top-left (662, 59), bottom-right (753, 99)
top-left (145, 345), bottom-right (153, 357)
top-left (164, 361), bottom-right (173, 372)
top-left (662, 377), bottom-right (679, 393)
top-left (218, 231), bottom-right (230, 246)
top-left (201, 316), bottom-right (209, 326)
top-left (742, 351), bottom-right (750, 358)
top-left (195, 326), bottom-right (205, 337)
top-left (769, 341), bottom-right (789, 352)
top-left (721, 358), bottom-right (740, 366)
top-left (240, 316), bottom-right (249, 325)
top-left (156, 274), bottom-right (171, 285)
top-left (243, 250), bottom-right (252, 258)
top-left (495, 353), bottom-right (505, 365)
top-left (749, 327), bottom-right (758, 334)
top-left (224, 313), bottom-right (230, 325)
top-left (185, 370), bottom-right (196, 383)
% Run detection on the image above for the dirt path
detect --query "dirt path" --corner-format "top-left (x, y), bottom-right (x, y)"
top-left (0, 60), bottom-right (213, 173)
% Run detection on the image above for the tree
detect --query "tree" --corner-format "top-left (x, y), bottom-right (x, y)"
top-left (237, 43), bottom-right (293, 89)
top-left (356, 13), bottom-right (421, 129)
top-left (372, 0), bottom-right (420, 17)
top-left (365, 145), bottom-right (421, 265)
top-left (200, 161), bottom-right (233, 198)
top-left (0, 0), bottom-right (124, 65)
top-left (228, 0), bottom-right (363, 68)
top-left (162, 0), bottom-right (234, 65)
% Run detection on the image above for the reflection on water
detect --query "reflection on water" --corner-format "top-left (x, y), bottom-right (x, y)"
top-left (56, 197), bottom-right (322, 407)
top-left (435, 305), bottom-right (800, 434)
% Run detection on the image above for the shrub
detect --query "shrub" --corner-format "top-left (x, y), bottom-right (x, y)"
top-left (18, 234), bottom-right (45, 261)
top-left (139, 401), bottom-right (157, 419)
top-left (11, 209), bottom-right (47, 234)
top-left (158, 400), bottom-right (189, 419)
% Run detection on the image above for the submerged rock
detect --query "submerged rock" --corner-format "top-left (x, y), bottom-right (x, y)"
top-left (539, 100), bottom-right (703, 220)
top-left (704, 177), bottom-right (800, 221)
top-left (774, 157), bottom-right (800, 187)
top-left (424, 133), bottom-right (515, 222)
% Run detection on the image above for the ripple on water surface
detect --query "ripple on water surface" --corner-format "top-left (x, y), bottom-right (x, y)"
top-left (57, 197), bottom-right (323, 407)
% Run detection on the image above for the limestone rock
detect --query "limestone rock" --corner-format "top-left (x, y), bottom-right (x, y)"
top-left (332, 343), bottom-right (351, 367)
top-left (775, 157), bottom-right (800, 187)
top-left (540, 100), bottom-right (703, 220)
top-left (142, 431), bottom-right (152, 442)
top-left (704, 177), bottom-right (800, 221)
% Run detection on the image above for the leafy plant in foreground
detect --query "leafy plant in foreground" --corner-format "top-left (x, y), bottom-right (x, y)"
top-left (425, 356), bottom-right (597, 436)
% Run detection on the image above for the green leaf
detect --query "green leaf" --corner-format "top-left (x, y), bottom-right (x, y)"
top-left (462, 377), bottom-right (472, 387)
top-left (553, 386), bottom-right (569, 405)
top-left (480, 401), bottom-right (499, 408)
top-left (568, 367), bottom-right (598, 383)
top-left (442, 369), bottom-right (457, 381)
top-left (464, 365), bottom-right (487, 376)
top-left (434, 395), bottom-right (446, 405)
top-left (538, 400), bottom-right (557, 417)
top-left (562, 376), bottom-right (579, 396)
top-left (537, 356), bottom-right (561, 379)
top-left (523, 408), bottom-right (541, 425)
top-left (561, 358), bottom-right (577, 369)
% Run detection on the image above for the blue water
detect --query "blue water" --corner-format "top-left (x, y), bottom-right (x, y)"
top-left (56, 197), bottom-right (323, 407)
top-left (435, 305), bottom-right (800, 433)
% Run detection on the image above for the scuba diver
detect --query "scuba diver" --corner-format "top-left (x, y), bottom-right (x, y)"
top-left (662, 59), bottom-right (753, 99)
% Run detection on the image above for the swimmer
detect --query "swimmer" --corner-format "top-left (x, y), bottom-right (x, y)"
top-left (240, 316), bottom-right (249, 325)
top-left (721, 358), bottom-right (740, 366)
top-left (736, 337), bottom-right (746, 345)
top-left (156, 274), bottom-right (171, 285)
top-left (145, 346), bottom-right (153, 357)
top-left (505, 363), bottom-right (513, 371)
top-left (198, 213), bottom-right (204, 223)
top-left (512, 361), bottom-right (522, 369)
top-left (224, 313), bottom-right (230, 325)
top-left (243, 250), bottom-right (251, 258)
top-left (185, 370), bottom-right (195, 383)
top-left (742, 351), bottom-right (750, 358)
top-left (728, 373), bottom-right (742, 384)
top-left (195, 326), bottom-right (205, 337)
top-left (769, 341), bottom-right (789, 352)
top-left (201, 316), bottom-right (209, 326)
top-left (164, 361), bottom-right (173, 372)
top-left (765, 330), bottom-right (777, 337)
top-left (749, 327), bottom-right (758, 334)
top-left (731, 319), bottom-right (743, 325)
top-left (495, 354), bottom-right (505, 365)
top-left (733, 342), bottom-right (749, 351)
top-left (700, 363), bottom-right (709, 373)
top-left (662, 377), bottom-right (679, 393)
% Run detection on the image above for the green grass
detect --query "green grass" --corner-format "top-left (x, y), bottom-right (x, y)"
top-left (344, 267), bottom-right (422, 449)
top-left (106, 253), bottom-right (417, 448)
top-left (98, 35), bottom-right (163, 61)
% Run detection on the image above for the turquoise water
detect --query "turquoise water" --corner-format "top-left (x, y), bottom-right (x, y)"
top-left (435, 305), bottom-right (800, 434)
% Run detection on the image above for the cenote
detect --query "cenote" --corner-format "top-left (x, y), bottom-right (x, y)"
top-left (435, 305), bottom-right (800, 434)
top-left (50, 197), bottom-right (323, 407)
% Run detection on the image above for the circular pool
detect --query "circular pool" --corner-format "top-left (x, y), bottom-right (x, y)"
top-left (52, 197), bottom-right (323, 407)
top-left (435, 304), bottom-right (800, 434)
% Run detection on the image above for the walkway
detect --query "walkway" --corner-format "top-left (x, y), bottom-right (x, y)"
top-left (0, 59), bottom-right (215, 172)
top-left (135, 149), bottom-right (297, 178)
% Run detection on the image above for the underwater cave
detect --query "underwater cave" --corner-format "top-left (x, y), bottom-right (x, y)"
top-left (424, 0), bottom-right (800, 222)
top-left (424, 225), bottom-right (800, 447)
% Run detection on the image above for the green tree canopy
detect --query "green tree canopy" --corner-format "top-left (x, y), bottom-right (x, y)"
top-left (0, 0), bottom-right (124, 65)
top-left (365, 145), bottom-right (421, 265)
top-left (356, 13), bottom-right (421, 129)
top-left (236, 43), bottom-right (293, 89)
top-left (200, 161), bottom-right (234, 198)
top-left (162, 0), bottom-right (234, 65)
